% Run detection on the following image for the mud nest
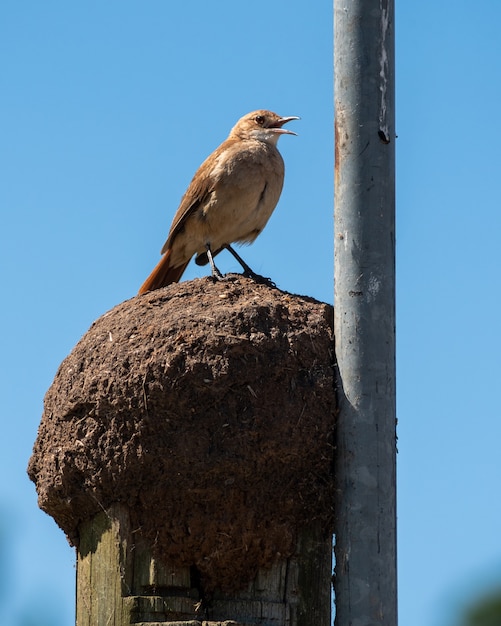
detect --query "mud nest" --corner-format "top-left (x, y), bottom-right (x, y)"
top-left (28, 276), bottom-right (336, 591)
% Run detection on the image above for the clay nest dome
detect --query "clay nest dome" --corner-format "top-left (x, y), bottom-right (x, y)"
top-left (28, 276), bottom-right (336, 592)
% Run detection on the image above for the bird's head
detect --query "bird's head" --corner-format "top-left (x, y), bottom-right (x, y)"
top-left (230, 110), bottom-right (299, 146)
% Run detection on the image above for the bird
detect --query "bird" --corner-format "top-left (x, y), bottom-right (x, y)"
top-left (138, 109), bottom-right (298, 294)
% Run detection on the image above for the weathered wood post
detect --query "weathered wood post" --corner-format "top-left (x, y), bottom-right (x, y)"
top-left (334, 0), bottom-right (397, 624)
top-left (28, 278), bottom-right (336, 625)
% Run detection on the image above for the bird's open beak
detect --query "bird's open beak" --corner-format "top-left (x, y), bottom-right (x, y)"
top-left (272, 116), bottom-right (300, 135)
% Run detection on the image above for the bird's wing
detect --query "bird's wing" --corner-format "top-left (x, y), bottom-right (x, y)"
top-left (160, 139), bottom-right (238, 254)
top-left (160, 178), bottom-right (212, 254)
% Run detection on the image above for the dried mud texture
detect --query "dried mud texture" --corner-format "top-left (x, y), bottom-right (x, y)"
top-left (28, 276), bottom-right (336, 592)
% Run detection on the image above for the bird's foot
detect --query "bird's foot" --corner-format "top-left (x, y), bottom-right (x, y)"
top-left (242, 270), bottom-right (276, 288)
top-left (206, 244), bottom-right (227, 282)
top-left (221, 244), bottom-right (276, 288)
top-left (210, 267), bottom-right (226, 282)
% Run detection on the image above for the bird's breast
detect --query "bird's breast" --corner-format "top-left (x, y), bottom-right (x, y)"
top-left (203, 144), bottom-right (285, 246)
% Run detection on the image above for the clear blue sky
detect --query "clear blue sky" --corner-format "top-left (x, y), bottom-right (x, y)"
top-left (1, 1), bottom-right (500, 625)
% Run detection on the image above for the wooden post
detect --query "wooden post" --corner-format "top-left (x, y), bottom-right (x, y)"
top-left (76, 505), bottom-right (332, 626)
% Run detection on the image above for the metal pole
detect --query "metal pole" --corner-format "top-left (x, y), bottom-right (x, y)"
top-left (333, 1), bottom-right (397, 625)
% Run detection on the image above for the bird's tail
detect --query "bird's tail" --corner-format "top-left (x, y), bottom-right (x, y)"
top-left (138, 248), bottom-right (189, 294)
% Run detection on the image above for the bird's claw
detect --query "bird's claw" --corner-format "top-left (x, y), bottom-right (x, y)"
top-left (243, 270), bottom-right (276, 288)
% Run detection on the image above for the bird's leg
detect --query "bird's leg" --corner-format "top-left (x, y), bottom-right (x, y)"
top-left (223, 244), bottom-right (276, 288)
top-left (205, 244), bottom-right (225, 281)
top-left (222, 244), bottom-right (254, 275)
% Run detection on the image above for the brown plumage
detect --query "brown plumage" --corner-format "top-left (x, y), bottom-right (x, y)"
top-left (138, 109), bottom-right (298, 294)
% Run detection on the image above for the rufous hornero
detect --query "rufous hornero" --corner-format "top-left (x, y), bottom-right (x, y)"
top-left (138, 109), bottom-right (298, 294)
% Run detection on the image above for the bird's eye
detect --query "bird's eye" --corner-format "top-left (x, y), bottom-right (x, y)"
top-left (254, 115), bottom-right (265, 125)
